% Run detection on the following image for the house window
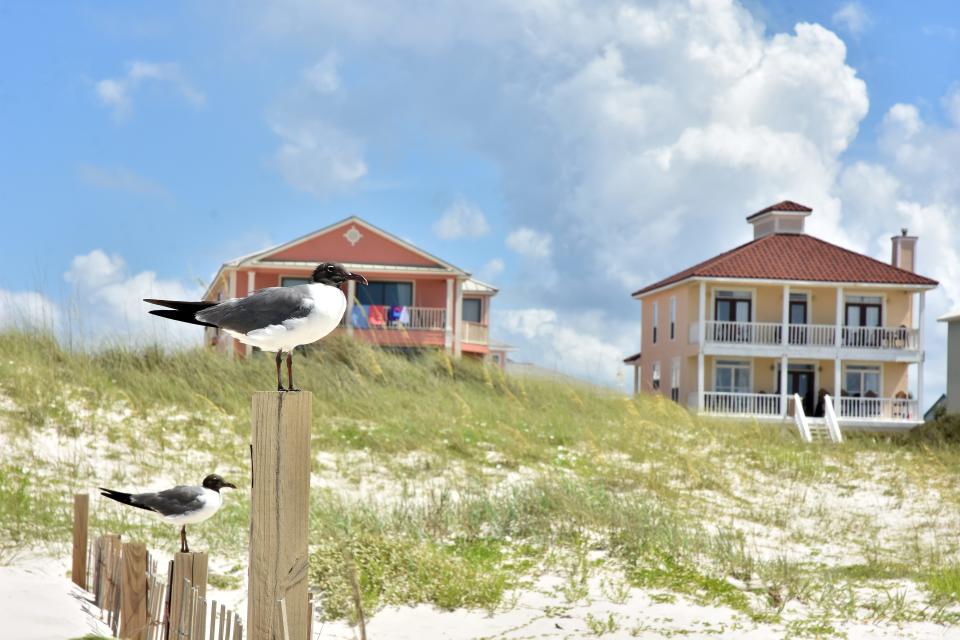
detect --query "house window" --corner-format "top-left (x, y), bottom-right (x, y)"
top-left (462, 298), bottom-right (482, 323)
top-left (714, 290), bottom-right (751, 323)
top-left (652, 302), bottom-right (659, 344)
top-left (669, 297), bottom-right (677, 341)
top-left (281, 277), bottom-right (311, 287)
top-left (715, 360), bottom-right (751, 393)
top-left (670, 357), bottom-right (680, 402)
top-left (491, 353), bottom-right (501, 365)
top-left (844, 295), bottom-right (883, 347)
top-left (844, 365), bottom-right (881, 398)
top-left (357, 281), bottom-right (414, 306)
top-left (845, 295), bottom-right (882, 327)
top-left (652, 362), bottom-right (661, 391)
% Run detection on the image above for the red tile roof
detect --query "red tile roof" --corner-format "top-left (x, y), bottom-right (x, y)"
top-left (746, 200), bottom-right (813, 220)
top-left (632, 233), bottom-right (938, 296)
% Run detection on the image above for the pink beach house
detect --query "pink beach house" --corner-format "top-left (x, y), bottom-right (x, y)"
top-left (203, 216), bottom-right (509, 366)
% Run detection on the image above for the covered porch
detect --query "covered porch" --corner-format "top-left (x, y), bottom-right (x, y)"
top-left (695, 356), bottom-right (921, 428)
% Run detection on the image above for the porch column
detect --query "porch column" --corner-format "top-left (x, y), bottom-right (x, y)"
top-left (834, 287), bottom-right (843, 350)
top-left (453, 279), bottom-right (464, 357)
top-left (697, 281), bottom-right (706, 411)
top-left (633, 365), bottom-right (639, 396)
top-left (345, 279), bottom-right (356, 336)
top-left (780, 355), bottom-right (788, 418)
top-left (834, 358), bottom-right (841, 417)
top-left (246, 271), bottom-right (256, 356)
top-left (781, 284), bottom-right (790, 347)
top-left (444, 279), bottom-right (454, 351)
top-left (918, 290), bottom-right (926, 414)
top-left (226, 270), bottom-right (237, 359)
top-left (834, 287), bottom-right (844, 417)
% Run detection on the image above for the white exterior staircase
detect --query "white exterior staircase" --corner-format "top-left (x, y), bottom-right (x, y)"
top-left (793, 393), bottom-right (843, 443)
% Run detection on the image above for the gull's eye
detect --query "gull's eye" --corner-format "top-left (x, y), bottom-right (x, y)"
top-left (326, 265), bottom-right (336, 272)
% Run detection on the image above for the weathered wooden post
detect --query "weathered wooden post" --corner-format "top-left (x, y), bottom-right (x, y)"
top-left (167, 551), bottom-right (208, 640)
top-left (72, 493), bottom-right (89, 589)
top-left (120, 542), bottom-right (148, 640)
top-left (247, 392), bottom-right (311, 640)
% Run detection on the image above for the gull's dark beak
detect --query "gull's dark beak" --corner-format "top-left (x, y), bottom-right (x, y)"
top-left (223, 481), bottom-right (237, 490)
top-left (346, 272), bottom-right (368, 286)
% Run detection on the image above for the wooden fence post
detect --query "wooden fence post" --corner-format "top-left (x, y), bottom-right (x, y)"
top-left (120, 542), bottom-right (148, 640)
top-left (96, 534), bottom-right (121, 609)
top-left (72, 493), bottom-right (89, 589)
top-left (247, 392), bottom-right (311, 640)
top-left (167, 551), bottom-right (208, 640)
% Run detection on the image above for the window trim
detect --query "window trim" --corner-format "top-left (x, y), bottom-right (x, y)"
top-left (652, 301), bottom-right (659, 344)
top-left (842, 362), bottom-right (883, 398)
top-left (669, 296), bottom-right (677, 341)
top-left (713, 359), bottom-right (752, 394)
top-left (711, 287), bottom-right (755, 323)
top-left (670, 357), bottom-right (681, 401)
top-left (462, 297), bottom-right (484, 324)
top-left (355, 280), bottom-right (416, 307)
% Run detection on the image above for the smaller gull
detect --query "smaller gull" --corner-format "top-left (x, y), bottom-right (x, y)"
top-left (99, 474), bottom-right (237, 553)
top-left (145, 262), bottom-right (368, 391)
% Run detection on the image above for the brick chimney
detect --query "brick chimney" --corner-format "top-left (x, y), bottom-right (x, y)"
top-left (891, 228), bottom-right (918, 272)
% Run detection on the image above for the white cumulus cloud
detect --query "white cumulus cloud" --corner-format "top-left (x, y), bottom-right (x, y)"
top-left (304, 52), bottom-right (341, 93)
top-left (0, 290), bottom-right (61, 332)
top-left (832, 2), bottom-right (872, 37)
top-left (270, 119), bottom-right (368, 196)
top-left (434, 197), bottom-right (490, 239)
top-left (94, 61), bottom-right (205, 119)
top-left (506, 228), bottom-right (552, 260)
top-left (64, 250), bottom-right (204, 346)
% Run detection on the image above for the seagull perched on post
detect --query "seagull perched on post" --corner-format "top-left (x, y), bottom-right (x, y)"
top-left (144, 262), bottom-right (368, 391)
top-left (99, 474), bottom-right (237, 553)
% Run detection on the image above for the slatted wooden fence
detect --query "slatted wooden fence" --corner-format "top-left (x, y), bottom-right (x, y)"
top-left (86, 536), bottom-right (245, 640)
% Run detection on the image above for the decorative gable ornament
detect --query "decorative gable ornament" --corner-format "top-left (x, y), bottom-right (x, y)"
top-left (343, 225), bottom-right (363, 246)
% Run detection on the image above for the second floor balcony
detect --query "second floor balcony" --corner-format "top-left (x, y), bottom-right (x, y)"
top-left (690, 320), bottom-right (920, 352)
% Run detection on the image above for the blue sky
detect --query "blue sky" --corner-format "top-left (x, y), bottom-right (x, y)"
top-left (1, 1), bottom-right (959, 399)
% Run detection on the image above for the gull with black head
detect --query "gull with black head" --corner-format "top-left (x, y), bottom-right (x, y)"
top-left (99, 474), bottom-right (237, 553)
top-left (145, 262), bottom-right (368, 390)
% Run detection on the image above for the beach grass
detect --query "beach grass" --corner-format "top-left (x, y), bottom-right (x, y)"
top-left (1, 329), bottom-right (960, 631)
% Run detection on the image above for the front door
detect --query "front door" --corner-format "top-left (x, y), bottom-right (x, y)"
top-left (778, 367), bottom-right (815, 415)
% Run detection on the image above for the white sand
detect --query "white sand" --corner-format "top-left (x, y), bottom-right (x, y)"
top-left (0, 556), bottom-right (111, 640)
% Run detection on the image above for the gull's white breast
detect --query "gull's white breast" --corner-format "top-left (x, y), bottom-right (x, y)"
top-left (162, 489), bottom-right (222, 525)
top-left (226, 284), bottom-right (346, 352)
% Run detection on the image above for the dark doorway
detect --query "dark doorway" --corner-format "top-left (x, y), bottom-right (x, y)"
top-left (778, 367), bottom-right (815, 415)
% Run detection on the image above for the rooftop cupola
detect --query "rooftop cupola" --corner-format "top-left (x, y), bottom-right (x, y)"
top-left (746, 200), bottom-right (813, 239)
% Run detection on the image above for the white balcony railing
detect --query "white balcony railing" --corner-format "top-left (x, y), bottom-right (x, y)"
top-left (461, 321), bottom-right (489, 344)
top-left (705, 321), bottom-right (780, 345)
top-left (702, 392), bottom-right (781, 417)
top-left (700, 321), bottom-right (919, 351)
top-left (699, 392), bottom-right (918, 424)
top-left (837, 396), bottom-right (919, 422)
top-left (350, 306), bottom-right (446, 331)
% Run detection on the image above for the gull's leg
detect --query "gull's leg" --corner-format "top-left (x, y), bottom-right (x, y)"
top-left (286, 351), bottom-right (300, 392)
top-left (275, 350), bottom-right (285, 392)
top-left (180, 526), bottom-right (189, 553)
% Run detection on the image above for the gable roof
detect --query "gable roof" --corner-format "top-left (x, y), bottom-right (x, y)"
top-left (632, 233), bottom-right (938, 297)
top-left (225, 216), bottom-right (467, 275)
top-left (746, 200), bottom-right (813, 221)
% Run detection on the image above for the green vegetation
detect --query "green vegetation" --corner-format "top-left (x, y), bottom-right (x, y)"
top-left (2, 330), bottom-right (960, 636)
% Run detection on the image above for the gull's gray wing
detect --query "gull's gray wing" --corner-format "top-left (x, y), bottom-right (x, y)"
top-left (132, 485), bottom-right (205, 517)
top-left (196, 286), bottom-right (313, 334)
